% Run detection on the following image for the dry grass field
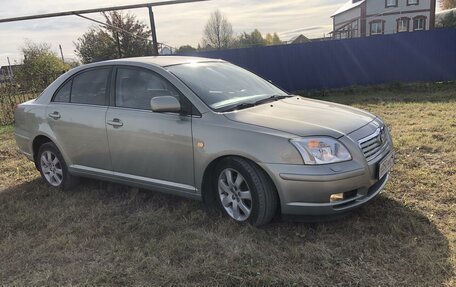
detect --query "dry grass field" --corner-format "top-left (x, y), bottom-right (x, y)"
top-left (0, 82), bottom-right (455, 286)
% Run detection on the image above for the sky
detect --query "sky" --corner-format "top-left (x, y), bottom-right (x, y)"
top-left (0, 0), bottom-right (420, 66)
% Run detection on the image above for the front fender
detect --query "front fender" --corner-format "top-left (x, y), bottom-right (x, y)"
top-left (192, 114), bottom-right (303, 191)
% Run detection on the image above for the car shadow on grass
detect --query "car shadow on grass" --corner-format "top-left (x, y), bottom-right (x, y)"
top-left (0, 178), bottom-right (453, 286)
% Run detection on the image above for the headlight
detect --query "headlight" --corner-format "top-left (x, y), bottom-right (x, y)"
top-left (290, 137), bottom-right (352, 165)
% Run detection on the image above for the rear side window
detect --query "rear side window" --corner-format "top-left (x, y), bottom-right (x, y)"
top-left (54, 80), bottom-right (71, 103)
top-left (115, 68), bottom-right (180, 110)
top-left (70, 69), bottom-right (110, 105)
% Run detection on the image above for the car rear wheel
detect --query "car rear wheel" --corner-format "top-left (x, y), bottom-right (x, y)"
top-left (214, 157), bottom-right (277, 226)
top-left (37, 142), bottom-right (78, 190)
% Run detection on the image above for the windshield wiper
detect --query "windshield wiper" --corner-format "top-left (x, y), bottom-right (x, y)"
top-left (222, 102), bottom-right (256, 112)
top-left (220, 95), bottom-right (291, 112)
top-left (252, 95), bottom-right (292, 105)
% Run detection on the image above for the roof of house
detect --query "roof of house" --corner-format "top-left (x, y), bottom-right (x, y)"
top-left (287, 34), bottom-right (310, 44)
top-left (331, 0), bottom-right (366, 17)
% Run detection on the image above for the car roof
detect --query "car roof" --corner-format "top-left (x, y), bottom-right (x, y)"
top-left (102, 56), bottom-right (223, 67)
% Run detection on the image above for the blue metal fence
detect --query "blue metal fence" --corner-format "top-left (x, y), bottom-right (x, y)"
top-left (181, 29), bottom-right (456, 91)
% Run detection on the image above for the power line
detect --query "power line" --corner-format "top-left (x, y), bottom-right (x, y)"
top-left (75, 13), bottom-right (175, 54)
top-left (0, 0), bottom-right (209, 23)
top-left (75, 14), bottom-right (150, 43)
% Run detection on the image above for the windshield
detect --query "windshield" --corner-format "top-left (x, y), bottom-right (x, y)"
top-left (167, 62), bottom-right (288, 111)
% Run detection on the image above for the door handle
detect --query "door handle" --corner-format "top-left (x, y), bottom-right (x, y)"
top-left (107, 118), bottom-right (123, 128)
top-left (48, 111), bottom-right (61, 120)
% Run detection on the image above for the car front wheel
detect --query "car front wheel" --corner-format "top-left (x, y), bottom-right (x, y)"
top-left (214, 157), bottom-right (277, 226)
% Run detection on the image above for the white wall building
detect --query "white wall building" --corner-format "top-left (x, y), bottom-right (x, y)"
top-left (331, 0), bottom-right (436, 39)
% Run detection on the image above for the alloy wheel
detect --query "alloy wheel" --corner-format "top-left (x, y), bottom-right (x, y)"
top-left (218, 168), bottom-right (252, 221)
top-left (40, 150), bottom-right (63, 187)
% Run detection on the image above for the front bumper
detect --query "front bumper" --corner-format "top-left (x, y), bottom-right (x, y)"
top-left (261, 159), bottom-right (390, 216)
top-left (282, 173), bottom-right (388, 216)
top-left (259, 121), bottom-right (393, 217)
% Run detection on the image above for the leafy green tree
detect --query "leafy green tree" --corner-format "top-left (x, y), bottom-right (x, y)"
top-left (237, 29), bottom-right (266, 48)
top-left (265, 32), bottom-right (282, 45)
top-left (250, 29), bottom-right (265, 45)
top-left (436, 10), bottom-right (456, 28)
top-left (272, 33), bottom-right (282, 44)
top-left (265, 33), bottom-right (273, 45)
top-left (74, 11), bottom-right (152, 64)
top-left (202, 9), bottom-right (234, 50)
top-left (15, 41), bottom-right (69, 90)
top-left (74, 28), bottom-right (116, 63)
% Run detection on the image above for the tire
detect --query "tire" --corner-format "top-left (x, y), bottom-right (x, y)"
top-left (214, 157), bottom-right (277, 226)
top-left (36, 142), bottom-right (78, 190)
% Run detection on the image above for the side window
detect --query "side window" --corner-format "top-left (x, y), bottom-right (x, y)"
top-left (116, 68), bottom-right (180, 110)
top-left (53, 80), bottom-right (71, 103)
top-left (71, 69), bottom-right (110, 105)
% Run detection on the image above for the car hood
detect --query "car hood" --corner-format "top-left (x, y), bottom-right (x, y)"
top-left (223, 97), bottom-right (376, 138)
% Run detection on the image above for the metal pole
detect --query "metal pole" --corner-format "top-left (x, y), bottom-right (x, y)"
top-left (0, 0), bottom-right (210, 23)
top-left (7, 57), bottom-right (13, 80)
top-left (115, 32), bottom-right (122, 58)
top-left (59, 44), bottom-right (65, 63)
top-left (148, 6), bottom-right (159, 56)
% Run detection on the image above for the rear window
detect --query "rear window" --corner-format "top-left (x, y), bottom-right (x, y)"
top-left (53, 80), bottom-right (71, 103)
top-left (71, 69), bottom-right (110, 105)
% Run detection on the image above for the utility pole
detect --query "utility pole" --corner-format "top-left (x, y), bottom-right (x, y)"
top-left (148, 6), bottom-right (159, 56)
top-left (7, 56), bottom-right (13, 81)
top-left (115, 32), bottom-right (122, 58)
top-left (59, 44), bottom-right (65, 63)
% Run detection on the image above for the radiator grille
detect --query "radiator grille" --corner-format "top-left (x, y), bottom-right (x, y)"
top-left (358, 126), bottom-right (391, 162)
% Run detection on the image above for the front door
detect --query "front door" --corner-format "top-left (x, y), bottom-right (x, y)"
top-left (106, 67), bottom-right (194, 192)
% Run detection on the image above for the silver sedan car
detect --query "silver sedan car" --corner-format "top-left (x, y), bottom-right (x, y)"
top-left (14, 56), bottom-right (394, 226)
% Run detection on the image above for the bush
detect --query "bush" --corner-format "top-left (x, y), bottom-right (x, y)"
top-left (15, 41), bottom-right (69, 91)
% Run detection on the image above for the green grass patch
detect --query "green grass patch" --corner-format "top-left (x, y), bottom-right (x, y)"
top-left (0, 125), bottom-right (13, 134)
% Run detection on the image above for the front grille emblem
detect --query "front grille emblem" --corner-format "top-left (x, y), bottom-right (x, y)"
top-left (377, 126), bottom-right (386, 145)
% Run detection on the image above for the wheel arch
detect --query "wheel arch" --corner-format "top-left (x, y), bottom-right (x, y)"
top-left (32, 135), bottom-right (54, 166)
top-left (200, 155), bottom-right (281, 211)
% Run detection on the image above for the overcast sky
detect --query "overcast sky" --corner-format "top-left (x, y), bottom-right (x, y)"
top-left (0, 0), bottom-right (375, 66)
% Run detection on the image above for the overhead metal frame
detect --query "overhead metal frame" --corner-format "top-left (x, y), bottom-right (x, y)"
top-left (0, 0), bottom-right (209, 56)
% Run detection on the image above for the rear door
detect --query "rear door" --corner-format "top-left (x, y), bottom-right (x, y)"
top-left (105, 66), bottom-right (195, 192)
top-left (46, 67), bottom-right (112, 171)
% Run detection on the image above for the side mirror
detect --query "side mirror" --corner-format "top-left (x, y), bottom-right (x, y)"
top-left (150, 96), bottom-right (181, 113)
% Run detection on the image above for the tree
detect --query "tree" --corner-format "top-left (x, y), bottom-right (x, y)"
top-left (237, 29), bottom-right (266, 48)
top-left (202, 9), bottom-right (234, 50)
top-left (265, 32), bottom-right (282, 45)
top-left (436, 10), bottom-right (456, 28)
top-left (74, 28), bottom-right (116, 64)
top-left (15, 41), bottom-right (69, 90)
top-left (74, 11), bottom-right (152, 64)
top-left (440, 0), bottom-right (456, 9)
top-left (264, 33), bottom-right (283, 46)
top-left (265, 33), bottom-right (274, 45)
top-left (176, 45), bottom-right (197, 54)
top-left (250, 29), bottom-right (265, 46)
top-left (272, 33), bottom-right (282, 45)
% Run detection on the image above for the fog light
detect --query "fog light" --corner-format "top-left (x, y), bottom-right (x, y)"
top-left (330, 193), bottom-right (344, 202)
